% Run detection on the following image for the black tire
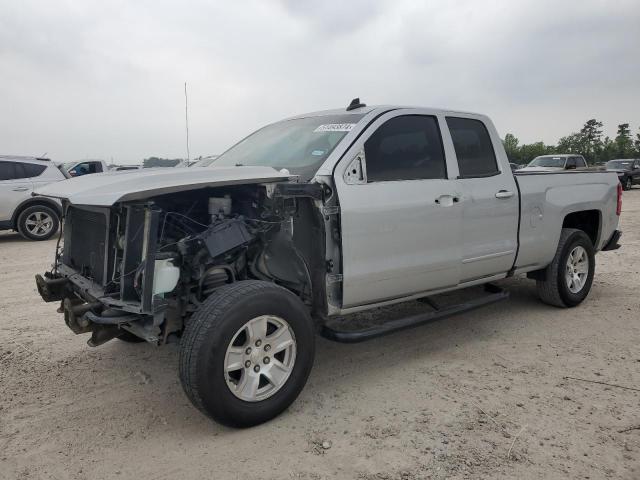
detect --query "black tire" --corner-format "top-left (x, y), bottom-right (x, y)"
top-left (179, 280), bottom-right (315, 428)
top-left (117, 331), bottom-right (145, 343)
top-left (623, 177), bottom-right (633, 191)
top-left (17, 205), bottom-right (60, 241)
top-left (536, 228), bottom-right (595, 308)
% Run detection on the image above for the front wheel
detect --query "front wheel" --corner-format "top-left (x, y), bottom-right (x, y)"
top-left (536, 228), bottom-right (595, 308)
top-left (623, 177), bottom-right (633, 191)
top-left (179, 281), bottom-right (315, 428)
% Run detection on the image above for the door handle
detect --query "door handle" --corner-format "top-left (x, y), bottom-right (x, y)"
top-left (495, 190), bottom-right (514, 199)
top-left (12, 187), bottom-right (30, 192)
top-left (435, 194), bottom-right (460, 206)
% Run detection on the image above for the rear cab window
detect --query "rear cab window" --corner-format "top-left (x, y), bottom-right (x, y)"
top-left (364, 115), bottom-right (447, 182)
top-left (446, 117), bottom-right (499, 178)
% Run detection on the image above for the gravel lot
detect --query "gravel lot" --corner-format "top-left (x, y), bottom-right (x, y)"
top-left (1, 191), bottom-right (639, 480)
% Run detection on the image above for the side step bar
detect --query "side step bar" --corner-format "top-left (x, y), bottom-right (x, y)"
top-left (320, 284), bottom-right (509, 343)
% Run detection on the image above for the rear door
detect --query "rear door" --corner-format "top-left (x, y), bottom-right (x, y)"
top-left (0, 162), bottom-right (36, 222)
top-left (444, 116), bottom-right (519, 283)
top-left (334, 110), bottom-right (462, 308)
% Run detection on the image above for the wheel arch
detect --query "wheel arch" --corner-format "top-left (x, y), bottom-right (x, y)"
top-left (11, 197), bottom-right (62, 228)
top-left (561, 209), bottom-right (601, 248)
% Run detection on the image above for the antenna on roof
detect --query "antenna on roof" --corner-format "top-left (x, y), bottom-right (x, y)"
top-left (184, 82), bottom-right (191, 164)
top-left (346, 97), bottom-right (366, 111)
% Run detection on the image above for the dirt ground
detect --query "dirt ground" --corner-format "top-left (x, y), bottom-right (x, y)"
top-left (1, 192), bottom-right (639, 480)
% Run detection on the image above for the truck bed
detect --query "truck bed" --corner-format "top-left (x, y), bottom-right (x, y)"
top-left (513, 170), bottom-right (619, 273)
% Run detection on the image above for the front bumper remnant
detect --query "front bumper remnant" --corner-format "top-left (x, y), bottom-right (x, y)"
top-left (35, 273), bottom-right (68, 303)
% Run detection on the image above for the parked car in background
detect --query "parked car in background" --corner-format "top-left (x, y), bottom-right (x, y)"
top-left (518, 154), bottom-right (587, 172)
top-left (605, 159), bottom-right (640, 190)
top-left (59, 159), bottom-right (109, 177)
top-left (0, 156), bottom-right (65, 240)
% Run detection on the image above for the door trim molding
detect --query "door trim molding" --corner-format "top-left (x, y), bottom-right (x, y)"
top-left (462, 250), bottom-right (515, 264)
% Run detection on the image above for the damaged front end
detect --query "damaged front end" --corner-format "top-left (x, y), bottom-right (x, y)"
top-left (36, 177), bottom-right (329, 347)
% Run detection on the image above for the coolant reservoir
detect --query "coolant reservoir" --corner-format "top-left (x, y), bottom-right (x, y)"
top-left (153, 259), bottom-right (180, 295)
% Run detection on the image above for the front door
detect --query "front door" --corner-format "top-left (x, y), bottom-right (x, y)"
top-left (444, 116), bottom-right (519, 282)
top-left (334, 110), bottom-right (462, 308)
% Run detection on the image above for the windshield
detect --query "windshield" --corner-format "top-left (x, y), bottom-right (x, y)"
top-left (201, 114), bottom-right (366, 179)
top-left (528, 156), bottom-right (566, 168)
top-left (60, 161), bottom-right (76, 170)
top-left (606, 160), bottom-right (632, 170)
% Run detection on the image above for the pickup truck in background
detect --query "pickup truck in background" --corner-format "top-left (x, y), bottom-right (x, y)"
top-left (518, 154), bottom-right (588, 172)
top-left (59, 159), bottom-right (110, 177)
top-left (606, 158), bottom-right (640, 190)
top-left (34, 101), bottom-right (622, 427)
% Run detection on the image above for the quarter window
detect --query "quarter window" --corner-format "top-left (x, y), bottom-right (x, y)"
top-left (22, 163), bottom-right (46, 177)
top-left (364, 115), bottom-right (446, 182)
top-left (446, 117), bottom-right (499, 178)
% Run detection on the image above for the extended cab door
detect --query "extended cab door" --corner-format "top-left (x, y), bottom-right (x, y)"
top-left (443, 116), bottom-right (519, 282)
top-left (334, 110), bottom-right (462, 308)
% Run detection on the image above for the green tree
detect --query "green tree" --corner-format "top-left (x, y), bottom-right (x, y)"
top-left (557, 133), bottom-right (583, 154)
top-left (614, 123), bottom-right (633, 158)
top-left (600, 137), bottom-right (617, 162)
top-left (520, 142), bottom-right (550, 163)
top-left (635, 128), bottom-right (640, 157)
top-left (502, 133), bottom-right (520, 162)
top-left (578, 119), bottom-right (603, 162)
top-left (142, 157), bottom-right (182, 168)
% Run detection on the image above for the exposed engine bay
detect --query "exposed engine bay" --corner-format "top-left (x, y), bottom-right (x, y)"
top-left (37, 182), bottom-right (334, 346)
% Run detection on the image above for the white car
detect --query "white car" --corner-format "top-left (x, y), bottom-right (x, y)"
top-left (518, 154), bottom-right (587, 172)
top-left (0, 156), bottom-right (66, 240)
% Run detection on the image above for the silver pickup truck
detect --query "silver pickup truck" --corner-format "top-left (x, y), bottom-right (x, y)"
top-left (35, 100), bottom-right (622, 427)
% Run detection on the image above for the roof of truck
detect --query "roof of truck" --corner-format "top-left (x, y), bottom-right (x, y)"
top-left (284, 104), bottom-right (485, 121)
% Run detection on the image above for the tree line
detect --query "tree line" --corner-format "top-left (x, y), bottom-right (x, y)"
top-left (503, 120), bottom-right (640, 165)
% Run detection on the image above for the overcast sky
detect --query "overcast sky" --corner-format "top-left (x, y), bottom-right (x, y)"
top-left (1, 0), bottom-right (639, 164)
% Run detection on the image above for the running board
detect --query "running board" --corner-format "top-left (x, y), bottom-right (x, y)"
top-left (320, 284), bottom-right (509, 343)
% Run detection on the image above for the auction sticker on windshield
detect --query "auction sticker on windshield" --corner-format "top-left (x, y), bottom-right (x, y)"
top-left (313, 123), bottom-right (356, 133)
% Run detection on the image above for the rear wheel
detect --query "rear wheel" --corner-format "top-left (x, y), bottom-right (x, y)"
top-left (623, 177), bottom-right (632, 191)
top-left (179, 280), bottom-right (315, 427)
top-left (536, 228), bottom-right (595, 308)
top-left (17, 205), bottom-right (59, 241)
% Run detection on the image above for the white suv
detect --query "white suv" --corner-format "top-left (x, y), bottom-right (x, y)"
top-left (0, 156), bottom-right (66, 240)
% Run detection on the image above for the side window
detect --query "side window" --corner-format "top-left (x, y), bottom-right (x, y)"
top-left (0, 161), bottom-right (16, 181)
top-left (576, 157), bottom-right (587, 168)
top-left (70, 162), bottom-right (96, 176)
top-left (0, 162), bottom-right (37, 180)
top-left (446, 117), bottom-right (499, 178)
top-left (364, 115), bottom-right (446, 182)
top-left (22, 163), bottom-right (47, 178)
top-left (566, 157), bottom-right (577, 169)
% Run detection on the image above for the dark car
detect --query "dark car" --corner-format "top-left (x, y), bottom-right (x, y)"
top-left (606, 159), bottom-right (640, 190)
